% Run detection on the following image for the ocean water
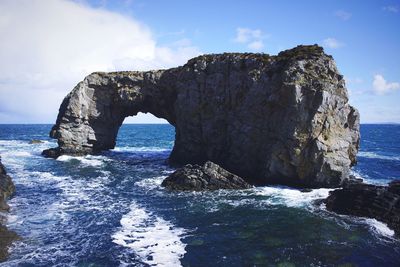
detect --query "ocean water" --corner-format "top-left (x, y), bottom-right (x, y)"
top-left (0, 123), bottom-right (399, 267)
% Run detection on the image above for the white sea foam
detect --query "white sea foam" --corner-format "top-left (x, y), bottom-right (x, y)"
top-left (9, 151), bottom-right (32, 157)
top-left (351, 170), bottom-right (392, 185)
top-left (252, 186), bottom-right (333, 208)
top-left (135, 175), bottom-right (166, 190)
top-left (56, 155), bottom-right (110, 167)
top-left (358, 151), bottom-right (400, 161)
top-left (364, 218), bottom-right (395, 238)
top-left (113, 146), bottom-right (170, 153)
top-left (112, 203), bottom-right (187, 267)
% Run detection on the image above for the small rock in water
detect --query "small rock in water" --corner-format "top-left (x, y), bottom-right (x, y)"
top-left (161, 161), bottom-right (252, 191)
top-left (324, 180), bottom-right (400, 236)
top-left (29, 139), bottom-right (44, 144)
top-left (42, 148), bottom-right (61, 158)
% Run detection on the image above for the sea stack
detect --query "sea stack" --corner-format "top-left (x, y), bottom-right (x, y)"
top-left (43, 45), bottom-right (360, 188)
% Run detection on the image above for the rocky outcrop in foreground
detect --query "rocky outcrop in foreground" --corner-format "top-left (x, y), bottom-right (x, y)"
top-left (0, 159), bottom-right (15, 211)
top-left (43, 45), bottom-right (360, 188)
top-left (324, 180), bottom-right (400, 236)
top-left (162, 161), bottom-right (252, 191)
top-left (0, 158), bottom-right (18, 262)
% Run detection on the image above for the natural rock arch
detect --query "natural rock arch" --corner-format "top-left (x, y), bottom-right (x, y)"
top-left (44, 45), bottom-right (360, 188)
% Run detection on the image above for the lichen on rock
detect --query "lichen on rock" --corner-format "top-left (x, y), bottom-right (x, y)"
top-left (43, 45), bottom-right (360, 188)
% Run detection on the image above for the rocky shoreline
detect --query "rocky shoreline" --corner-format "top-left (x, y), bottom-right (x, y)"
top-left (0, 158), bottom-right (18, 262)
top-left (0, 159), bottom-right (15, 211)
top-left (164, 161), bottom-right (400, 236)
top-left (325, 179), bottom-right (400, 237)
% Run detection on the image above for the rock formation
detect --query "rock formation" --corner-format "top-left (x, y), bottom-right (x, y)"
top-left (0, 158), bottom-right (15, 211)
top-left (162, 161), bottom-right (252, 191)
top-left (43, 45), bottom-right (360, 188)
top-left (0, 158), bottom-right (18, 262)
top-left (325, 180), bottom-right (400, 236)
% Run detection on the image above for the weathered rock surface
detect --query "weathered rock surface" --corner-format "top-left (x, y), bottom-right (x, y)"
top-left (43, 45), bottom-right (360, 188)
top-left (0, 223), bottom-right (18, 262)
top-left (162, 161), bottom-right (252, 191)
top-left (0, 158), bottom-right (18, 262)
top-left (324, 180), bottom-right (400, 236)
top-left (0, 158), bottom-right (15, 211)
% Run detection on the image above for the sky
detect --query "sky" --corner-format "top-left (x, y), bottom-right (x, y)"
top-left (0, 0), bottom-right (399, 124)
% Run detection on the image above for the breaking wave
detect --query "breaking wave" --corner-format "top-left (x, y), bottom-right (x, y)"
top-left (112, 202), bottom-right (187, 267)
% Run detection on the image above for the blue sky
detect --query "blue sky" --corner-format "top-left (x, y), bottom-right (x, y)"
top-left (0, 0), bottom-right (399, 123)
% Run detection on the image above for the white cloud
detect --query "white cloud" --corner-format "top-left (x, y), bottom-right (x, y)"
top-left (323, 38), bottom-right (344, 49)
top-left (334, 10), bottom-right (352, 21)
top-left (234, 27), bottom-right (265, 51)
top-left (383, 5), bottom-right (399, 13)
top-left (372, 74), bottom-right (400, 95)
top-left (0, 0), bottom-right (201, 123)
top-left (248, 41), bottom-right (264, 51)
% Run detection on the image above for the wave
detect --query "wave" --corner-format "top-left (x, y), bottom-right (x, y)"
top-left (112, 202), bottom-right (187, 267)
top-left (135, 175), bottom-right (166, 191)
top-left (213, 186), bottom-right (333, 210)
top-left (4, 151), bottom-right (32, 157)
top-left (358, 151), bottom-right (400, 161)
top-left (363, 218), bottom-right (395, 238)
top-left (112, 146), bottom-right (171, 153)
top-left (56, 155), bottom-right (111, 167)
top-left (351, 170), bottom-right (393, 186)
top-left (253, 186), bottom-right (333, 208)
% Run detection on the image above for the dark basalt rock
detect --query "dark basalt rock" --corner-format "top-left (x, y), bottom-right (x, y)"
top-left (162, 161), bottom-right (252, 191)
top-left (0, 158), bottom-right (15, 211)
top-left (42, 147), bottom-right (61, 158)
top-left (0, 158), bottom-right (18, 262)
top-left (43, 45), bottom-right (360, 188)
top-left (324, 180), bottom-right (400, 236)
top-left (0, 224), bottom-right (19, 262)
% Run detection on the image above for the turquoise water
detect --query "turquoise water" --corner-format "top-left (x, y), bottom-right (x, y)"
top-left (0, 124), bottom-right (399, 266)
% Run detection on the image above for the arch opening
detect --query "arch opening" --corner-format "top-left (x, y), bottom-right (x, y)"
top-left (113, 112), bottom-right (175, 155)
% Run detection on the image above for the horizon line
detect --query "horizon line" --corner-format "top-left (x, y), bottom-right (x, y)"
top-left (0, 122), bottom-right (399, 125)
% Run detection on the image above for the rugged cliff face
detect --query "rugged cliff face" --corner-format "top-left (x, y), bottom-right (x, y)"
top-left (43, 45), bottom-right (360, 188)
top-left (0, 158), bottom-right (15, 211)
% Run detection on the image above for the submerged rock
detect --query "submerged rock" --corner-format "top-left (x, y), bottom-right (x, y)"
top-left (0, 158), bottom-right (15, 211)
top-left (42, 147), bottom-right (61, 158)
top-left (44, 45), bottom-right (360, 188)
top-left (162, 161), bottom-right (252, 191)
top-left (29, 139), bottom-right (44, 144)
top-left (324, 180), bottom-right (400, 236)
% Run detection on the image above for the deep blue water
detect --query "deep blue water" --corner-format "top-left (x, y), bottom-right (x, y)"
top-left (0, 124), bottom-right (399, 267)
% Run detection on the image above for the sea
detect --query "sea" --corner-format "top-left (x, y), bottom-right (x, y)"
top-left (0, 123), bottom-right (399, 267)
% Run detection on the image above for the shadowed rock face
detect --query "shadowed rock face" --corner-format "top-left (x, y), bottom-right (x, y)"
top-left (0, 158), bottom-right (18, 262)
top-left (0, 158), bottom-right (15, 211)
top-left (43, 45), bottom-right (360, 188)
